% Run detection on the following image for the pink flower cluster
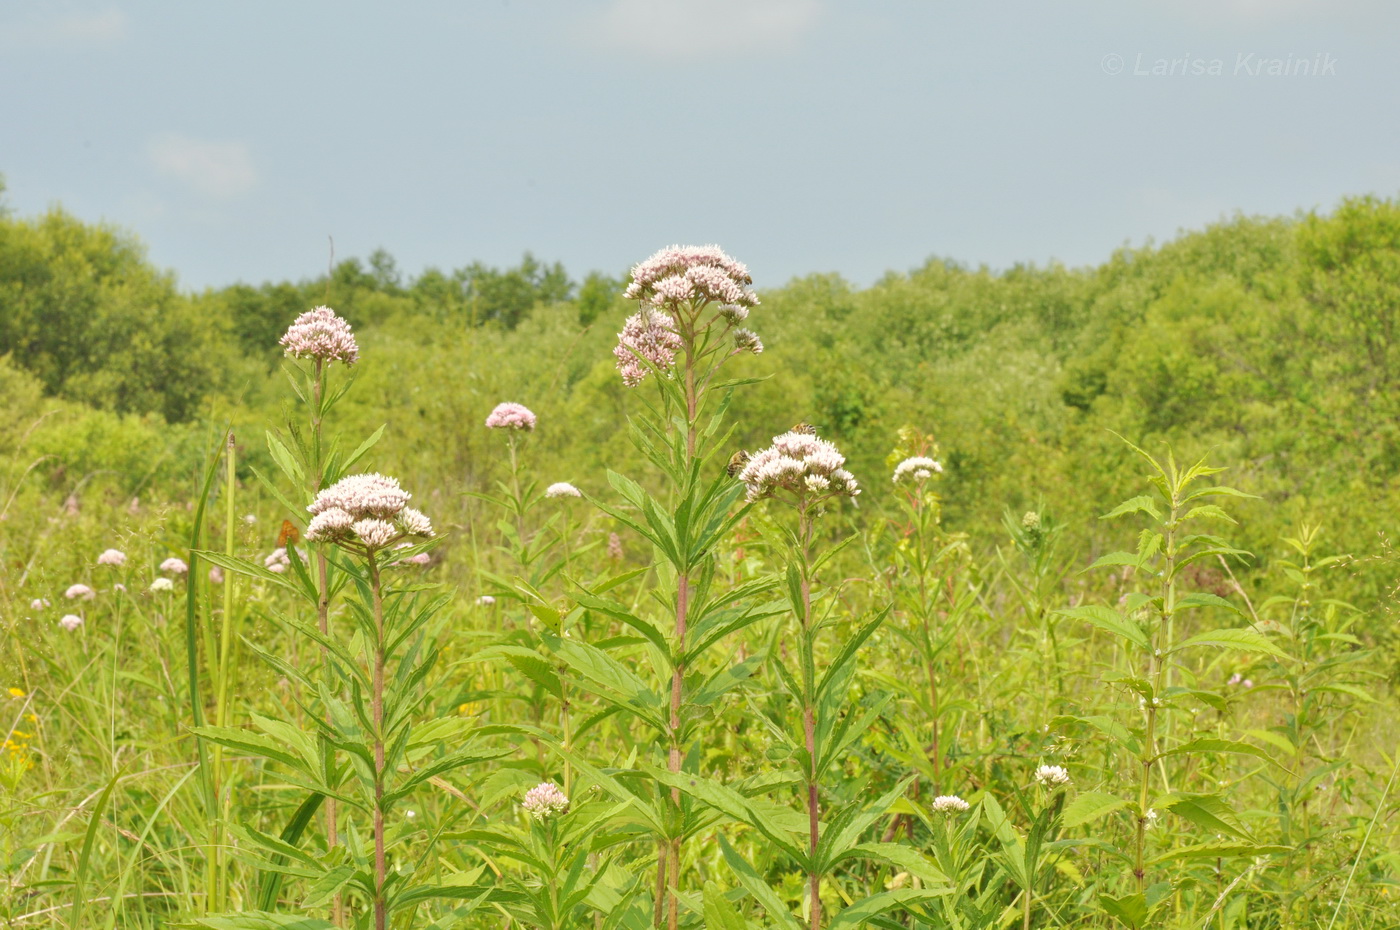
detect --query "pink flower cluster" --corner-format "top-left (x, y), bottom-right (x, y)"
top-left (485, 402), bottom-right (537, 431)
top-left (97, 548), bottom-right (126, 566)
top-left (737, 429), bottom-right (860, 503)
top-left (280, 306), bottom-right (359, 366)
top-left (160, 557), bottom-right (188, 575)
top-left (614, 306), bottom-right (683, 386)
top-left (624, 245), bottom-right (759, 310)
top-left (305, 473), bottom-right (433, 551)
top-left (521, 781), bottom-right (569, 818)
top-left (264, 548), bottom-right (291, 573)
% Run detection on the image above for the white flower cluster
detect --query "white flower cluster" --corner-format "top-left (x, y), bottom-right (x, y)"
top-left (160, 557), bottom-right (188, 575)
top-left (931, 795), bottom-right (970, 813)
top-left (545, 482), bottom-right (582, 499)
top-left (1034, 764), bottom-right (1071, 787)
top-left (737, 429), bottom-right (860, 503)
top-left (305, 473), bottom-right (433, 551)
top-left (521, 781), bottom-right (569, 818)
top-left (892, 456), bottom-right (943, 484)
top-left (264, 548), bottom-right (291, 574)
top-left (65, 583), bottom-right (96, 601)
top-left (279, 306), bottom-right (359, 366)
top-left (97, 548), bottom-right (126, 566)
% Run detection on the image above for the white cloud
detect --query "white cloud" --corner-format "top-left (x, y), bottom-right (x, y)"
top-left (0, 8), bottom-right (127, 48)
top-left (591, 0), bottom-right (823, 60)
top-left (147, 133), bottom-right (257, 199)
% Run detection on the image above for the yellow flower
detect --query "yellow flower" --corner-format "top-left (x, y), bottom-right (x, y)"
top-left (7, 687), bottom-right (25, 699)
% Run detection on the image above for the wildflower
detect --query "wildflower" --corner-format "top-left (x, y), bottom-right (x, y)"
top-left (521, 781), bottom-right (569, 818)
top-left (607, 532), bottom-right (623, 561)
top-left (279, 306), bottom-right (359, 365)
top-left (309, 474), bottom-right (411, 521)
top-left (150, 578), bottom-right (174, 593)
top-left (1228, 673), bottom-right (1242, 686)
top-left (1034, 764), bottom-right (1071, 787)
top-left (97, 549), bottom-right (127, 567)
top-left (718, 303), bottom-right (750, 324)
top-left (546, 482), bottom-right (582, 499)
top-left (404, 552), bottom-right (431, 566)
top-left (1144, 808), bottom-right (1159, 827)
top-left (209, 567), bottom-right (224, 583)
top-left (931, 795), bottom-right (970, 813)
top-left (477, 595), bottom-right (496, 607)
top-left (243, 513), bottom-right (257, 524)
top-left (399, 507), bottom-right (434, 537)
top-left (264, 548), bottom-right (291, 573)
top-left (625, 244), bottom-right (759, 310)
top-left (64, 584), bottom-right (96, 601)
top-left (113, 583), bottom-right (126, 594)
top-left (892, 456), bottom-right (943, 484)
top-left (59, 614), bottom-right (83, 631)
top-left (485, 402), bottom-right (537, 431)
top-left (353, 519), bottom-right (398, 550)
top-left (1022, 511), bottom-right (1041, 530)
top-left (733, 328), bottom-right (763, 354)
top-left (307, 508), bottom-right (356, 542)
top-left (738, 428), bottom-right (860, 503)
top-left (614, 306), bottom-right (682, 386)
top-left (29, 598), bottom-right (49, 610)
top-left (1242, 679), bottom-right (1254, 689)
top-left (160, 557), bottom-right (188, 575)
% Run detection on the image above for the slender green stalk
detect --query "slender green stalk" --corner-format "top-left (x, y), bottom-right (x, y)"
top-left (368, 550), bottom-right (388, 930)
top-left (798, 499), bottom-right (821, 930)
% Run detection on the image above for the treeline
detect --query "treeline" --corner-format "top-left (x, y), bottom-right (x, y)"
top-left (3, 189), bottom-right (1400, 647)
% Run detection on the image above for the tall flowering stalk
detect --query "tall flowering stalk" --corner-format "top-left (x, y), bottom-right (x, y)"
top-left (199, 474), bottom-right (508, 926)
top-left (276, 306), bottom-right (364, 924)
top-left (545, 245), bottom-right (767, 930)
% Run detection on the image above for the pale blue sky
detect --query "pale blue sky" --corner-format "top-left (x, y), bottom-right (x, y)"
top-left (3, 0), bottom-right (1398, 291)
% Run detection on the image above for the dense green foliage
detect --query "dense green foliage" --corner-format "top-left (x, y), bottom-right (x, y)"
top-left (1, 197), bottom-right (1398, 929)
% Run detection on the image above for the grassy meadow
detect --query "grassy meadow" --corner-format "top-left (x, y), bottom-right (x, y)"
top-left (1, 192), bottom-right (1399, 928)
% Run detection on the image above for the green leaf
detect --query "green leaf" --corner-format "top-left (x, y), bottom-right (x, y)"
top-left (702, 882), bottom-right (751, 930)
top-left (649, 767), bottom-right (805, 863)
top-left (1085, 551), bottom-right (1142, 571)
top-left (1149, 842), bottom-right (1290, 865)
top-left (1172, 627), bottom-right (1288, 660)
top-left (1062, 791), bottom-right (1129, 829)
top-left (1155, 737), bottom-right (1287, 770)
top-left (341, 423), bottom-right (386, 474)
top-left (835, 843), bottom-right (947, 885)
top-left (719, 834), bottom-right (803, 930)
top-left (1157, 794), bottom-right (1249, 839)
top-left (1057, 605), bottom-right (1150, 650)
top-left (193, 726), bottom-right (308, 774)
top-left (1173, 592), bottom-right (1240, 613)
top-left (198, 915), bottom-right (335, 930)
top-left (1101, 495), bottom-right (1162, 521)
top-left (302, 865), bottom-right (356, 908)
top-left (1098, 892), bottom-right (1148, 929)
top-left (265, 431), bottom-right (306, 486)
top-left (828, 889), bottom-right (951, 930)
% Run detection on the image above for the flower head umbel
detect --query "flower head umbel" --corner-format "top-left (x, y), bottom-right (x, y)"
top-left (150, 577), bottom-right (174, 594)
top-left (1034, 764), bottom-right (1071, 788)
top-left (625, 245), bottom-right (758, 310)
top-left (305, 473), bottom-right (432, 552)
top-left (264, 548), bottom-right (291, 574)
top-left (59, 614), bottom-right (83, 631)
top-left (614, 306), bottom-right (683, 386)
top-left (737, 429), bottom-right (860, 504)
top-left (893, 456), bottom-right (943, 484)
top-left (733, 328), bottom-right (763, 355)
top-left (931, 795), bottom-right (970, 813)
top-left (64, 584), bottom-right (95, 601)
top-left (97, 548), bottom-right (126, 567)
top-left (521, 782), bottom-right (569, 819)
top-left (30, 598), bottom-right (50, 611)
top-left (280, 306), bottom-right (359, 366)
top-left (476, 595), bottom-right (497, 607)
top-left (485, 402), bottom-right (537, 432)
top-left (546, 482), bottom-right (582, 499)
top-left (160, 557), bottom-right (188, 575)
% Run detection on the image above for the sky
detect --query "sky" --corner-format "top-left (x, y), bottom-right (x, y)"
top-left (3, 0), bottom-right (1399, 292)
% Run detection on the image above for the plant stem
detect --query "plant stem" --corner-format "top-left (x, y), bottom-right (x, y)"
top-left (210, 432), bottom-right (237, 911)
top-left (369, 550), bottom-right (388, 930)
top-left (310, 361), bottom-right (343, 926)
top-left (798, 500), bottom-right (821, 930)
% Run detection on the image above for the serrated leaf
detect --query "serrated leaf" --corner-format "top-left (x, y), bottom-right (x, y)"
top-left (1149, 842), bottom-right (1290, 865)
top-left (1172, 627), bottom-right (1288, 660)
top-left (198, 915), bottom-right (335, 930)
top-left (1101, 495), bottom-right (1162, 521)
top-left (1058, 605), bottom-right (1150, 650)
top-left (1156, 794), bottom-right (1249, 839)
top-left (1062, 791), bottom-right (1129, 829)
